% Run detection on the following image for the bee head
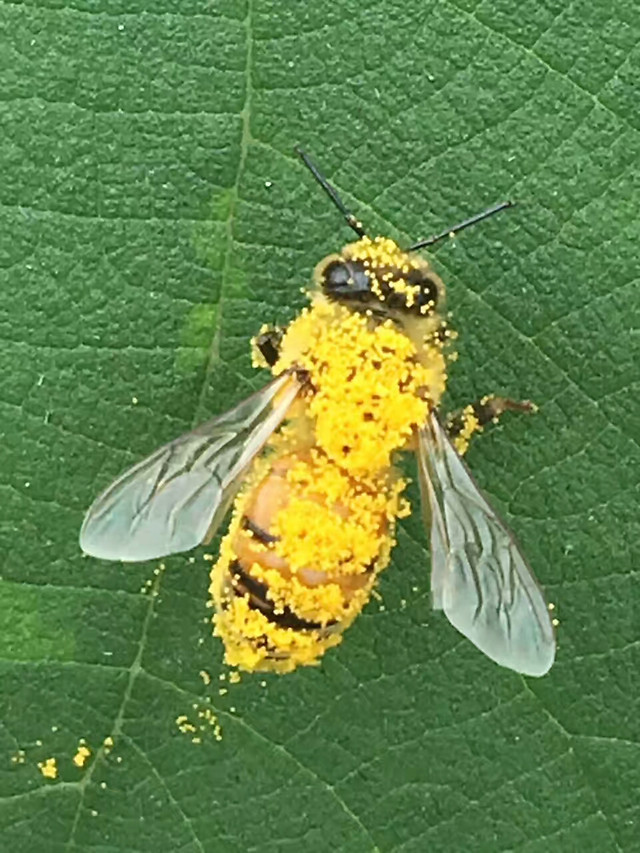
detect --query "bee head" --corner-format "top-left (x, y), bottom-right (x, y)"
top-left (316, 236), bottom-right (443, 316)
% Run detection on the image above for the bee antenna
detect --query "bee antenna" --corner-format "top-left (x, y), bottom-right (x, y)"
top-left (407, 201), bottom-right (515, 251)
top-left (295, 146), bottom-right (367, 239)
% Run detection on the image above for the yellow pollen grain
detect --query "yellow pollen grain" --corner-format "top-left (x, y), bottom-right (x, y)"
top-left (38, 757), bottom-right (57, 779)
top-left (176, 715), bottom-right (197, 734)
top-left (73, 742), bottom-right (91, 768)
top-left (452, 406), bottom-right (481, 456)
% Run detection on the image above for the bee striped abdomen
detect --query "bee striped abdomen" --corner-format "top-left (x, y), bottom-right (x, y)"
top-left (210, 445), bottom-right (396, 672)
top-left (227, 559), bottom-right (330, 632)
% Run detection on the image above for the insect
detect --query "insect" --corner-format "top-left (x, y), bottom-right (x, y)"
top-left (80, 148), bottom-right (556, 677)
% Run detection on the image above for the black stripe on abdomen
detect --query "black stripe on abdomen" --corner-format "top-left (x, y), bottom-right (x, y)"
top-left (228, 559), bottom-right (335, 632)
top-left (241, 515), bottom-right (279, 545)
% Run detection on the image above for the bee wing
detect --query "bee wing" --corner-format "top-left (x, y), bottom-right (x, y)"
top-left (80, 372), bottom-right (301, 562)
top-left (417, 411), bottom-right (556, 676)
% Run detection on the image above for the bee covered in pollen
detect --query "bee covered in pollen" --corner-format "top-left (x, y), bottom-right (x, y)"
top-left (80, 149), bottom-right (556, 677)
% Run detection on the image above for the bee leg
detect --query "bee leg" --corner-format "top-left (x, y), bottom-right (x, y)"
top-left (446, 396), bottom-right (536, 456)
top-left (253, 327), bottom-right (284, 368)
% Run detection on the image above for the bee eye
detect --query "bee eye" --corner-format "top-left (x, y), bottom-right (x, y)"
top-left (323, 260), bottom-right (352, 291)
top-left (321, 259), bottom-right (371, 299)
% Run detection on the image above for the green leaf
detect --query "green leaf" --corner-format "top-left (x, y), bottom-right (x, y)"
top-left (1, 1), bottom-right (639, 851)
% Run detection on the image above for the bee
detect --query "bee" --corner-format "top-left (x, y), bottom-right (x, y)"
top-left (80, 149), bottom-right (556, 677)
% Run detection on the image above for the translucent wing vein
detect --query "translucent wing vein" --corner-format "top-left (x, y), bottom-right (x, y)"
top-left (418, 412), bottom-right (556, 676)
top-left (80, 372), bottom-right (301, 562)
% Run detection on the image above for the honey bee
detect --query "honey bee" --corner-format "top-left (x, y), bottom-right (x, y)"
top-left (80, 149), bottom-right (556, 677)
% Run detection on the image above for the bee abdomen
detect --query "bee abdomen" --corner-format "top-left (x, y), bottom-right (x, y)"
top-left (227, 559), bottom-right (335, 632)
top-left (211, 448), bottom-right (398, 673)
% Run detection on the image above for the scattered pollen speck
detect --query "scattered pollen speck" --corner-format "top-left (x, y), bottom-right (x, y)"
top-left (228, 671), bottom-right (241, 685)
top-left (218, 687), bottom-right (228, 696)
top-left (102, 736), bottom-right (114, 754)
top-left (176, 715), bottom-right (197, 735)
top-left (176, 706), bottom-right (222, 743)
top-left (38, 757), bottom-right (57, 779)
top-left (73, 741), bottom-right (91, 768)
top-left (10, 750), bottom-right (26, 765)
top-left (100, 781), bottom-right (107, 790)
top-left (131, 396), bottom-right (138, 404)
top-left (199, 670), bottom-right (211, 686)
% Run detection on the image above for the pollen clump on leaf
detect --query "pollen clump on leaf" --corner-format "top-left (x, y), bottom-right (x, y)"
top-left (37, 757), bottom-right (57, 780)
top-left (176, 708), bottom-right (222, 743)
top-left (73, 740), bottom-right (91, 768)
